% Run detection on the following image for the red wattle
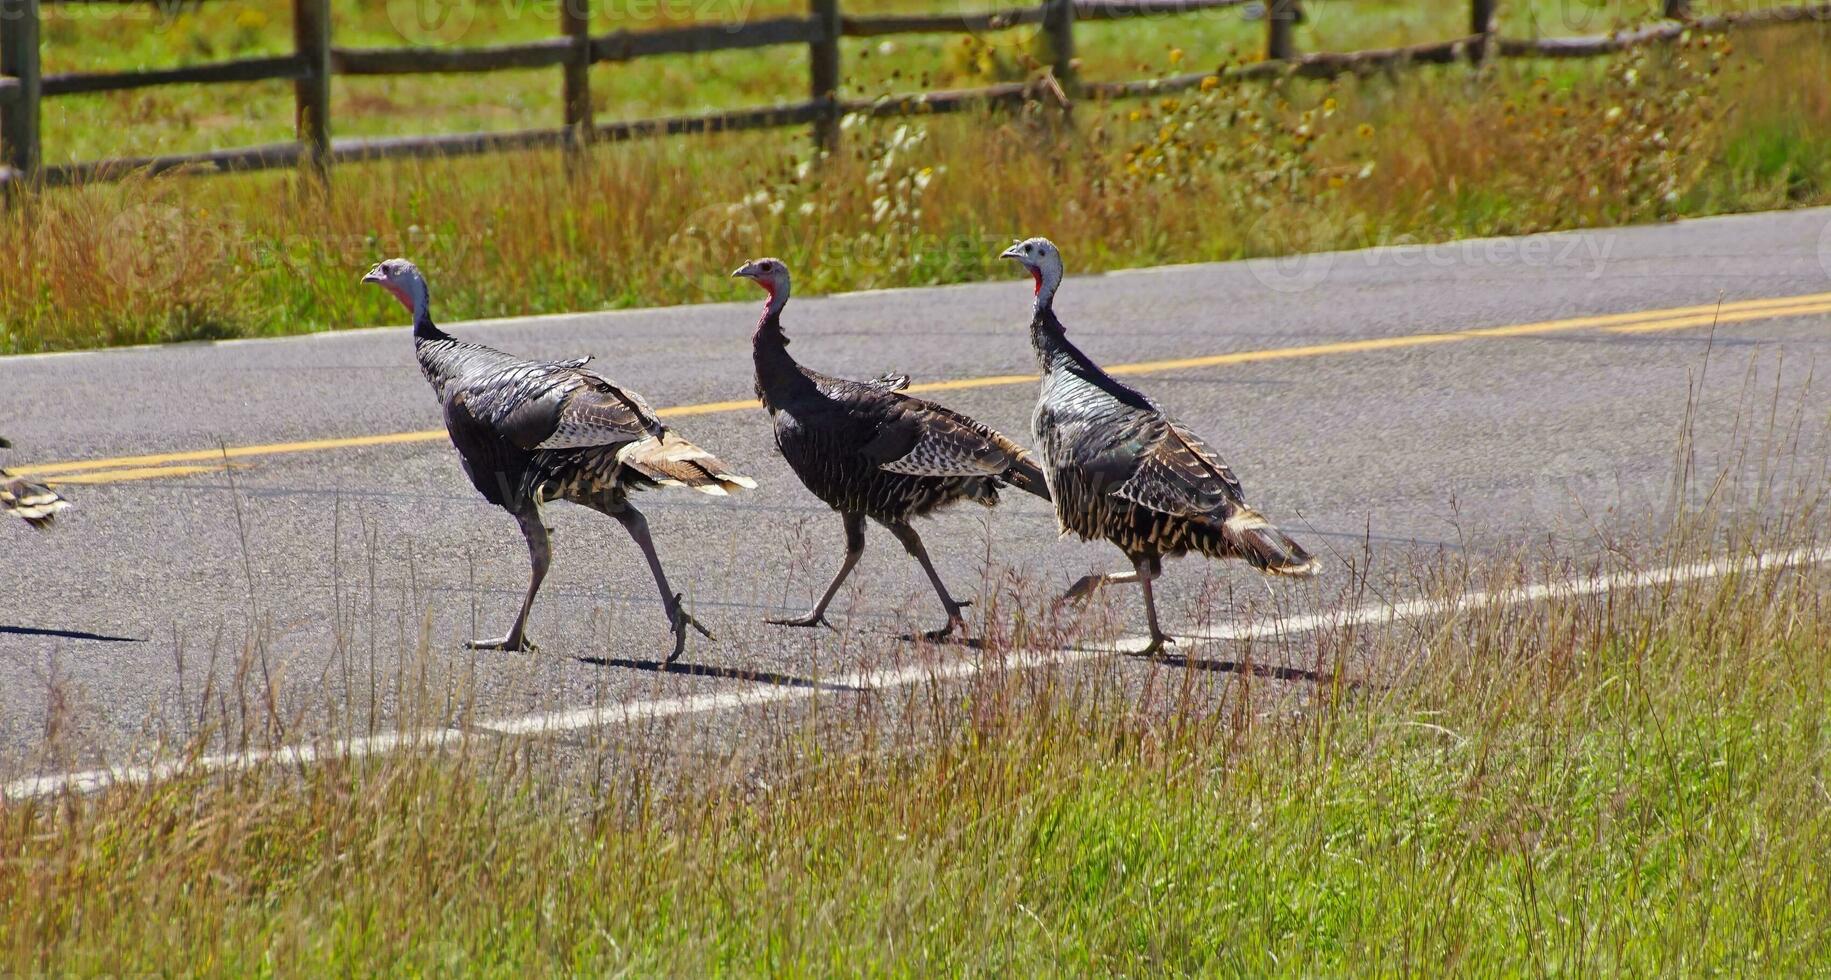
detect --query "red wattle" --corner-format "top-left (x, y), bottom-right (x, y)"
top-left (1030, 268), bottom-right (1042, 296)
top-left (386, 283), bottom-right (414, 314)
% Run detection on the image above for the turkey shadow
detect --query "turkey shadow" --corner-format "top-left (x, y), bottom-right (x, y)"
top-left (0, 625), bottom-right (144, 643)
top-left (575, 656), bottom-right (865, 693)
top-left (1141, 653), bottom-right (1333, 683)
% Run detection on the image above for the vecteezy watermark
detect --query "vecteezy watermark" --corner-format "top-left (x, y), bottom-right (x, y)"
top-left (1246, 228), bottom-right (1618, 295)
top-left (1243, 214), bottom-right (1336, 295)
top-left (666, 198), bottom-right (1038, 291)
top-left (91, 204), bottom-right (469, 296)
top-left (382, 0), bottom-right (758, 47)
top-left (386, 0), bottom-right (482, 47)
top-left (97, 205), bottom-right (231, 293)
top-left (953, 0), bottom-right (1047, 56)
top-left (667, 202), bottom-right (766, 283)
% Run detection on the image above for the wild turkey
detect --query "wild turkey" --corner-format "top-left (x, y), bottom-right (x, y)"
top-left (362, 258), bottom-right (755, 661)
top-left (0, 438), bottom-right (70, 530)
top-left (733, 257), bottom-right (1050, 638)
top-left (1000, 237), bottom-right (1316, 653)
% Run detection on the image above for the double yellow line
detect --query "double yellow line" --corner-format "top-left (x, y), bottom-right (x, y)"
top-left (16, 290), bottom-right (1831, 487)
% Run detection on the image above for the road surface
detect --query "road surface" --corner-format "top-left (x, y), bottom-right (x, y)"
top-left (3, 207), bottom-right (1829, 786)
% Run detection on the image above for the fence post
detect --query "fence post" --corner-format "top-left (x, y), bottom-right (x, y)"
top-left (1469, 0), bottom-right (1495, 63)
top-left (293, 0), bottom-right (331, 183)
top-left (562, 0), bottom-right (592, 159)
top-left (0, 0), bottom-right (41, 195)
top-left (1266, 0), bottom-right (1297, 62)
top-left (1042, 0), bottom-right (1076, 94)
top-left (1663, 0), bottom-right (1688, 18)
top-left (809, 0), bottom-right (841, 153)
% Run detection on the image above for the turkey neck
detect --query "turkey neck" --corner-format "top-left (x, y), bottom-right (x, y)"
top-left (412, 310), bottom-right (516, 395)
top-left (1030, 300), bottom-right (1095, 377)
top-left (751, 286), bottom-right (810, 410)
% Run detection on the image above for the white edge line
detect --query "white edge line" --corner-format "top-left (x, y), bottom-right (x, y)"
top-left (6, 546), bottom-right (1825, 801)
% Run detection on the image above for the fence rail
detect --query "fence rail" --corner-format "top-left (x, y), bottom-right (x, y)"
top-left (1, 0), bottom-right (1828, 196)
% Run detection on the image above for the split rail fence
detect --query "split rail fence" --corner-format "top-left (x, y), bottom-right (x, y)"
top-left (0, 0), bottom-right (1827, 192)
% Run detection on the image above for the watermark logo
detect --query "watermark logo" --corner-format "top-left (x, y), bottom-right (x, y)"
top-left (668, 202), bottom-right (764, 285)
top-left (99, 205), bottom-right (230, 293)
top-left (387, 0), bottom-right (478, 46)
top-left (955, 0), bottom-right (1047, 57)
top-left (1243, 214), bottom-right (1335, 294)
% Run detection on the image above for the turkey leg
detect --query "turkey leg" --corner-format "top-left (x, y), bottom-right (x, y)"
top-left (471, 505), bottom-right (549, 652)
top-left (768, 511), bottom-right (864, 629)
top-left (1134, 558), bottom-right (1176, 656)
top-left (610, 502), bottom-right (713, 663)
top-left (880, 519), bottom-right (970, 640)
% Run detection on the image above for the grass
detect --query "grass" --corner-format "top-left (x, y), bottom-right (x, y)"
top-left (3, 512), bottom-right (1827, 972)
top-left (2, 6), bottom-right (1828, 353)
top-left (34, 0), bottom-right (1753, 161)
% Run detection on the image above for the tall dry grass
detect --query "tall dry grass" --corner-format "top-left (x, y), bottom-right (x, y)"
top-left (1, 500), bottom-right (1824, 972)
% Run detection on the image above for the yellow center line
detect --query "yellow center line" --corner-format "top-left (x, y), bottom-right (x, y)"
top-left (15, 429), bottom-right (448, 477)
top-left (14, 291), bottom-right (1830, 484)
top-left (1606, 300), bottom-right (1831, 334)
top-left (44, 464), bottom-right (231, 486)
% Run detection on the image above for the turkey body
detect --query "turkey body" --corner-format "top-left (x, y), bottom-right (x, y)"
top-left (365, 257), bottom-right (750, 661)
top-left (762, 362), bottom-right (1045, 523)
top-left (1029, 305), bottom-right (1296, 570)
top-left (1003, 237), bottom-right (1314, 653)
top-left (739, 257), bottom-right (1047, 637)
top-left (421, 337), bottom-right (748, 515)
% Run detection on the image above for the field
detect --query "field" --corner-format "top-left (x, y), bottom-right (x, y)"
top-left (32, 0), bottom-right (1764, 159)
top-left (1, 2), bottom-right (1828, 352)
top-left (4, 505), bottom-right (1827, 972)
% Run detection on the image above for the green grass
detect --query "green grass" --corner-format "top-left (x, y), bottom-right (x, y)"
top-left (31, 0), bottom-right (1774, 162)
top-left (4, 524), bottom-right (1828, 973)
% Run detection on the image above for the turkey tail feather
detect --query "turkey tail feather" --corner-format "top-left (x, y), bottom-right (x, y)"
top-left (1219, 507), bottom-right (1317, 577)
top-left (3, 474), bottom-right (71, 530)
top-left (618, 433), bottom-right (756, 496)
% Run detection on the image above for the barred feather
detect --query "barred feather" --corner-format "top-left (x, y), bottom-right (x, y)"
top-left (2, 472), bottom-right (69, 530)
top-left (618, 433), bottom-right (758, 496)
top-left (749, 269), bottom-right (1049, 523)
top-left (1029, 304), bottom-right (1315, 577)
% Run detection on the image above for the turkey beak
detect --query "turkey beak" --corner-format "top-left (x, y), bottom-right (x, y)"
top-left (361, 267), bottom-right (386, 286)
top-left (730, 263), bottom-right (758, 280)
top-left (999, 243), bottom-right (1025, 262)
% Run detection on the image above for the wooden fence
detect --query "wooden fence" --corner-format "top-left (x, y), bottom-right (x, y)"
top-left (0, 0), bottom-right (1827, 193)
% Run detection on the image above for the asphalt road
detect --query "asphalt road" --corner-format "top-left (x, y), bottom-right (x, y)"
top-left (4, 207), bottom-right (1830, 781)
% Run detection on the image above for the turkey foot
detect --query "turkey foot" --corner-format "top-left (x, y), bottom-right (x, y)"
top-left (469, 633), bottom-right (537, 653)
top-left (665, 594), bottom-right (714, 663)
